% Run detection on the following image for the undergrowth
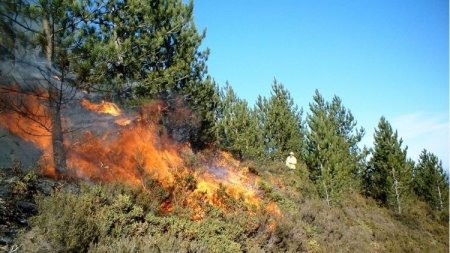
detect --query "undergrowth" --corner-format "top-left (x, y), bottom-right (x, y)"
top-left (12, 161), bottom-right (449, 253)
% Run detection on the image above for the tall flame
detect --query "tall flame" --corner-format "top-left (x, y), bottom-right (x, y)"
top-left (0, 95), bottom-right (280, 219)
top-left (0, 89), bottom-right (55, 176)
top-left (66, 123), bottom-right (182, 187)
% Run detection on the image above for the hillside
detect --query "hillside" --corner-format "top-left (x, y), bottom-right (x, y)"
top-left (0, 84), bottom-right (447, 253)
top-left (1, 159), bottom-right (448, 253)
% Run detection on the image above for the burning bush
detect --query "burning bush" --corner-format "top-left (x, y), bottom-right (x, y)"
top-left (1, 95), bottom-right (272, 218)
top-left (15, 182), bottom-right (287, 253)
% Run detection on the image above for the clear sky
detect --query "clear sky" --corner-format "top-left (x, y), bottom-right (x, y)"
top-left (193, 0), bottom-right (449, 168)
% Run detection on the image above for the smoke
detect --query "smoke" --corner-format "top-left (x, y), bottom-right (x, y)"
top-left (161, 95), bottom-right (202, 143)
top-left (0, 81), bottom-right (270, 218)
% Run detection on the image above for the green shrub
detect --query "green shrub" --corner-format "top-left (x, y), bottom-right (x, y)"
top-left (13, 161), bottom-right (449, 253)
top-left (12, 170), bottom-right (38, 197)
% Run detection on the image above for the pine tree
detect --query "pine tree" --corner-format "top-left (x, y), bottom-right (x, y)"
top-left (365, 117), bottom-right (413, 214)
top-left (77, 0), bottom-right (207, 99)
top-left (255, 80), bottom-right (305, 161)
top-left (0, 0), bottom-right (100, 174)
top-left (75, 0), bottom-right (217, 148)
top-left (183, 76), bottom-right (219, 149)
top-left (414, 150), bottom-right (449, 211)
top-left (306, 90), bottom-right (364, 205)
top-left (216, 83), bottom-right (264, 160)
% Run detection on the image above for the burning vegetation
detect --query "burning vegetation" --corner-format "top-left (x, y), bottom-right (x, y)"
top-left (80, 99), bottom-right (122, 116)
top-left (1, 88), bottom-right (447, 253)
top-left (0, 92), bottom-right (274, 220)
top-left (1, 0), bottom-right (448, 250)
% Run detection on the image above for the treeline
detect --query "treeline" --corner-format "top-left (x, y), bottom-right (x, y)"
top-left (0, 0), bottom-right (448, 215)
top-left (216, 81), bottom-right (448, 215)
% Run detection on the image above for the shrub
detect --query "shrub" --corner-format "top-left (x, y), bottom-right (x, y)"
top-left (13, 161), bottom-right (449, 253)
top-left (12, 170), bottom-right (38, 197)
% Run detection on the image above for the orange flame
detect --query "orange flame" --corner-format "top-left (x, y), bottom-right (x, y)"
top-left (67, 123), bottom-right (182, 187)
top-left (81, 99), bottom-right (122, 116)
top-left (114, 118), bottom-right (132, 126)
top-left (81, 99), bottom-right (132, 126)
top-left (0, 89), bottom-right (55, 176)
top-left (0, 94), bottom-right (281, 219)
top-left (194, 158), bottom-right (260, 208)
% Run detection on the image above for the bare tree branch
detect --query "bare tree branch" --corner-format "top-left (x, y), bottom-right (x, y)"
top-left (0, 13), bottom-right (41, 34)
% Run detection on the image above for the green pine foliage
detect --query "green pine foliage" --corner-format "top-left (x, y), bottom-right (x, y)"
top-left (77, 0), bottom-right (207, 97)
top-left (364, 117), bottom-right (413, 214)
top-left (305, 90), bottom-right (365, 205)
top-left (216, 83), bottom-right (264, 160)
top-left (0, 0), bottom-right (97, 77)
top-left (177, 76), bottom-right (220, 149)
top-left (414, 149), bottom-right (449, 211)
top-left (144, 72), bottom-right (219, 150)
top-left (255, 80), bottom-right (306, 161)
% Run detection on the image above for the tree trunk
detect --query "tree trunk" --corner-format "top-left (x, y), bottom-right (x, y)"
top-left (320, 163), bottom-right (331, 206)
top-left (437, 184), bottom-right (443, 211)
top-left (324, 181), bottom-right (330, 206)
top-left (48, 86), bottom-right (67, 174)
top-left (113, 29), bottom-right (124, 103)
top-left (42, 17), bottom-right (53, 64)
top-left (43, 16), bottom-right (66, 174)
top-left (391, 167), bottom-right (401, 214)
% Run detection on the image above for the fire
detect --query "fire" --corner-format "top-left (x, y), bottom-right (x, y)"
top-left (81, 99), bottom-right (132, 126)
top-left (0, 90), bottom-right (51, 151)
top-left (67, 122), bottom-right (182, 187)
top-left (114, 118), bottom-right (132, 126)
top-left (0, 93), bottom-right (281, 219)
top-left (179, 152), bottom-right (263, 220)
top-left (194, 161), bottom-right (260, 207)
top-left (81, 99), bottom-right (122, 116)
top-left (0, 89), bottom-right (56, 176)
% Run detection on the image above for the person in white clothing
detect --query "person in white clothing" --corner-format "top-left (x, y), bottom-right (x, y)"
top-left (285, 152), bottom-right (297, 169)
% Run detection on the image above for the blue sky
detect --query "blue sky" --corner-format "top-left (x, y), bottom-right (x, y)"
top-left (193, 0), bottom-right (449, 168)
